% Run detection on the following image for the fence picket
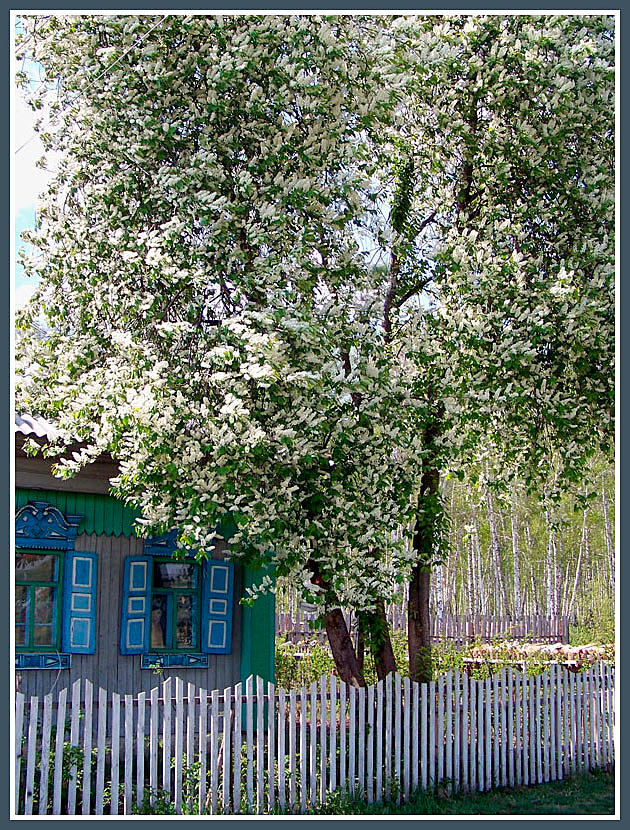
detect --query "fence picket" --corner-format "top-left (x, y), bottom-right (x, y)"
top-left (412, 680), bottom-right (420, 793)
top-left (339, 681), bottom-right (347, 793)
top-left (477, 679), bottom-right (484, 792)
top-left (367, 683), bottom-right (374, 804)
top-left (162, 678), bottom-right (172, 799)
top-left (278, 687), bottom-right (286, 812)
top-left (39, 693), bottom-right (53, 815)
top-left (24, 695), bottom-right (39, 815)
top-left (349, 684), bottom-right (357, 797)
top-left (543, 671), bottom-right (550, 782)
top-left (211, 687), bottom-right (220, 815)
top-left (507, 668), bottom-right (514, 788)
top-left (233, 683), bottom-right (243, 813)
top-left (288, 688), bottom-right (297, 813)
top-left (68, 679), bottom-right (81, 814)
top-left (198, 689), bottom-right (208, 815)
top-left (469, 677), bottom-right (476, 792)
top-left (330, 676), bottom-right (337, 796)
top-left (453, 671), bottom-right (460, 794)
top-left (299, 685), bottom-right (307, 813)
top-left (384, 673), bottom-right (392, 797)
top-left (403, 676), bottom-right (411, 800)
top-left (245, 676), bottom-right (254, 813)
top-left (136, 690), bottom-right (145, 810)
top-left (123, 694), bottom-right (133, 815)
top-left (149, 687), bottom-right (158, 810)
top-left (267, 681), bottom-right (275, 813)
top-left (515, 669), bottom-right (522, 787)
top-left (554, 666), bottom-right (563, 780)
top-left (320, 675), bottom-right (328, 805)
top-left (461, 673), bottom-right (469, 793)
top-left (421, 681), bottom-right (428, 792)
top-left (256, 678), bottom-right (265, 814)
top-left (485, 676), bottom-right (492, 791)
top-left (110, 693), bottom-right (120, 815)
top-left (589, 667), bottom-right (597, 770)
top-left (528, 673), bottom-right (536, 785)
top-left (391, 674), bottom-right (399, 800)
top-left (187, 683), bottom-right (195, 795)
top-left (492, 671), bottom-right (499, 789)
top-left (358, 685), bottom-right (367, 800)
top-left (309, 681), bottom-right (317, 809)
top-left (221, 686), bottom-right (230, 815)
top-left (430, 679), bottom-right (437, 789)
top-left (437, 674), bottom-right (444, 787)
top-left (52, 687), bottom-right (68, 815)
top-left (174, 678), bottom-right (184, 814)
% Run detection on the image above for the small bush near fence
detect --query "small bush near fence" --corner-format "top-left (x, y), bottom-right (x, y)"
top-left (15, 663), bottom-right (614, 816)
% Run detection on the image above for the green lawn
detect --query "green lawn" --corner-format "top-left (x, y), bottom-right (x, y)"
top-left (307, 769), bottom-right (615, 815)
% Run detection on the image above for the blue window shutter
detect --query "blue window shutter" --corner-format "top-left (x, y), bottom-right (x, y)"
top-left (201, 560), bottom-right (234, 655)
top-left (120, 556), bottom-right (151, 655)
top-left (62, 551), bottom-right (98, 654)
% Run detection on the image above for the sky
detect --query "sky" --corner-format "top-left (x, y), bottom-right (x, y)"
top-left (13, 54), bottom-right (56, 309)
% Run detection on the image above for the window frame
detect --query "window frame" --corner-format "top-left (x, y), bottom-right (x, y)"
top-left (149, 557), bottom-right (202, 653)
top-left (15, 548), bottom-right (64, 653)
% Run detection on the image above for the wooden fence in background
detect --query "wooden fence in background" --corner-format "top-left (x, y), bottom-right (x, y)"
top-left (14, 662), bottom-right (613, 816)
top-left (276, 610), bottom-right (570, 645)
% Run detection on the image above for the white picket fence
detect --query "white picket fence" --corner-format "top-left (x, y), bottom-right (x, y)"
top-left (14, 663), bottom-right (614, 816)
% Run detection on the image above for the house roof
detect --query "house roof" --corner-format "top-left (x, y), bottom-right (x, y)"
top-left (15, 414), bottom-right (58, 439)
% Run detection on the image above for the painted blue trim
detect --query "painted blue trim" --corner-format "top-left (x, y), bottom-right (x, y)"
top-left (201, 561), bottom-right (234, 655)
top-left (141, 653), bottom-right (209, 669)
top-left (15, 502), bottom-right (82, 550)
top-left (16, 653), bottom-right (71, 670)
top-left (62, 551), bottom-right (98, 654)
top-left (120, 556), bottom-right (151, 654)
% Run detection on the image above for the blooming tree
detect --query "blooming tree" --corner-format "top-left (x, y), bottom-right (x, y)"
top-left (16, 14), bottom-right (614, 683)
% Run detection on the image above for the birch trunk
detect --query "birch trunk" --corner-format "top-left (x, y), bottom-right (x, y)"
top-left (602, 477), bottom-right (615, 594)
top-left (568, 509), bottom-right (589, 619)
top-left (486, 487), bottom-right (510, 617)
top-left (511, 505), bottom-right (521, 618)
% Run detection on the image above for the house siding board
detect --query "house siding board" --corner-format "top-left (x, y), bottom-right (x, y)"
top-left (15, 489), bottom-right (139, 538)
top-left (16, 533), bottom-right (245, 698)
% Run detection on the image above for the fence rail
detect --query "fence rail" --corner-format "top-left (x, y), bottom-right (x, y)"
top-left (276, 611), bottom-right (570, 645)
top-left (14, 663), bottom-right (613, 816)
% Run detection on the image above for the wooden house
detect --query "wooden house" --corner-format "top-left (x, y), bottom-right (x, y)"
top-left (15, 415), bottom-right (275, 698)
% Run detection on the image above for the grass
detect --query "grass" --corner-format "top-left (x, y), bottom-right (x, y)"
top-left (306, 769), bottom-right (615, 815)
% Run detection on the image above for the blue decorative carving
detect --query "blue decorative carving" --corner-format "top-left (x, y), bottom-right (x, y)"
top-left (16, 653), bottom-right (71, 670)
top-left (144, 528), bottom-right (197, 557)
top-left (16, 502), bottom-right (82, 550)
top-left (141, 653), bottom-right (209, 669)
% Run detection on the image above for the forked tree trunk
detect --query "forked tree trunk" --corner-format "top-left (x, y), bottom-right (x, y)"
top-left (307, 558), bottom-right (365, 687)
top-left (324, 608), bottom-right (365, 687)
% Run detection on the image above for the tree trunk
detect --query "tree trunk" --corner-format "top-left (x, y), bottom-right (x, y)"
top-left (324, 608), bottom-right (365, 687)
top-left (408, 561), bottom-right (432, 683)
top-left (362, 602), bottom-right (397, 681)
top-left (568, 508), bottom-right (589, 619)
top-left (408, 465), bottom-right (440, 683)
top-left (486, 486), bottom-right (510, 617)
top-left (602, 476), bottom-right (615, 594)
top-left (511, 504), bottom-right (521, 618)
top-left (307, 558), bottom-right (365, 687)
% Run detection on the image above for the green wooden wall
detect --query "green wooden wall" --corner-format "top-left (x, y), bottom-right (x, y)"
top-left (15, 488), bottom-right (140, 537)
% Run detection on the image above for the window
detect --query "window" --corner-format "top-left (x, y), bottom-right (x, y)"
top-left (15, 502), bottom-right (98, 667)
top-left (150, 559), bottom-right (200, 651)
top-left (120, 533), bottom-right (234, 659)
top-left (15, 550), bottom-right (63, 650)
